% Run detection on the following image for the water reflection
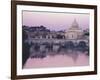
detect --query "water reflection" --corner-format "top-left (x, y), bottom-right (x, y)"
top-left (29, 42), bottom-right (89, 59)
top-left (24, 51), bottom-right (89, 68)
top-left (23, 42), bottom-right (89, 68)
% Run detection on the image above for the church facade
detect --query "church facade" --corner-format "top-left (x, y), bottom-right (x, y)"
top-left (65, 19), bottom-right (83, 40)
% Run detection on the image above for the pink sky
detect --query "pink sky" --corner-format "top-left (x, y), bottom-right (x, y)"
top-left (22, 11), bottom-right (90, 31)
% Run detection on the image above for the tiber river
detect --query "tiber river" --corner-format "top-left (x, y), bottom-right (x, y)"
top-left (23, 50), bottom-right (89, 69)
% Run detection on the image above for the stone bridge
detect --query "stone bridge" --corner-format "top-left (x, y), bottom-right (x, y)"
top-left (25, 38), bottom-right (89, 57)
top-left (26, 38), bottom-right (89, 46)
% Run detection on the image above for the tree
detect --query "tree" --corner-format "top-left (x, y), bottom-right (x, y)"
top-left (22, 28), bottom-right (31, 68)
top-left (84, 32), bottom-right (89, 36)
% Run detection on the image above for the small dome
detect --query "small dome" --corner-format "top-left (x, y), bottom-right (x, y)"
top-left (71, 19), bottom-right (79, 28)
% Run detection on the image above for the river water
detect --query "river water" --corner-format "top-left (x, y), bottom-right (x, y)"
top-left (24, 51), bottom-right (89, 69)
